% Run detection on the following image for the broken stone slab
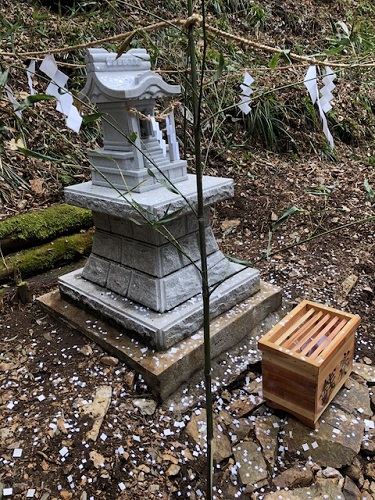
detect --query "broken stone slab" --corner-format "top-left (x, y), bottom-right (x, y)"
top-left (254, 414), bottom-right (281, 468)
top-left (333, 377), bottom-right (372, 418)
top-left (352, 362), bottom-right (375, 384)
top-left (185, 409), bottom-right (232, 463)
top-left (361, 425), bottom-right (375, 454)
top-left (343, 475), bottom-right (362, 500)
top-left (77, 385), bottom-right (112, 441)
top-left (264, 492), bottom-right (300, 500)
top-left (272, 464), bottom-right (314, 489)
top-left (288, 479), bottom-right (345, 499)
top-left (232, 440), bottom-right (268, 487)
top-left (283, 404), bottom-right (364, 468)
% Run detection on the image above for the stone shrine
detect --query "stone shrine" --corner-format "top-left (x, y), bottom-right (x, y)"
top-left (58, 48), bottom-right (262, 351)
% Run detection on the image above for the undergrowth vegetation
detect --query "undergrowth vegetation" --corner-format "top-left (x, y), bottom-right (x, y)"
top-left (0, 0), bottom-right (374, 207)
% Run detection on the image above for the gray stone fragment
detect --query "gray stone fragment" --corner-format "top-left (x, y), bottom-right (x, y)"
top-left (283, 405), bottom-right (364, 468)
top-left (232, 440), bottom-right (268, 487)
top-left (273, 464), bottom-right (314, 489)
top-left (352, 362), bottom-right (375, 383)
top-left (333, 377), bottom-right (372, 418)
top-left (290, 479), bottom-right (345, 499)
top-left (254, 414), bottom-right (281, 468)
top-left (343, 475), bottom-right (362, 500)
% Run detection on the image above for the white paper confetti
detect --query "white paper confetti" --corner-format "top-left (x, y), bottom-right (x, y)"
top-left (3, 488), bottom-right (13, 496)
top-left (59, 446), bottom-right (69, 457)
top-left (26, 489), bottom-right (36, 498)
top-left (13, 448), bottom-right (23, 458)
top-left (302, 443), bottom-right (309, 451)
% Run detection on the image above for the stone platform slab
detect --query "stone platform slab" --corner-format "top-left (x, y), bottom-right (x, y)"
top-left (38, 281), bottom-right (282, 401)
top-left (59, 265), bottom-right (260, 350)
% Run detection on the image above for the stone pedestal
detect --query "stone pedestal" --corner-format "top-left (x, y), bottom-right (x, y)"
top-left (59, 175), bottom-right (261, 350)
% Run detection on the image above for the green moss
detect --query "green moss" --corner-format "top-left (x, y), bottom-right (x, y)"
top-left (0, 204), bottom-right (93, 253)
top-left (0, 229), bottom-right (93, 282)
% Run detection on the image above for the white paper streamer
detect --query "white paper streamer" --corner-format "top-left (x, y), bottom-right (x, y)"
top-left (304, 65), bottom-right (336, 148)
top-left (40, 54), bottom-right (82, 133)
top-left (150, 116), bottom-right (167, 157)
top-left (5, 85), bottom-right (22, 119)
top-left (238, 71), bottom-right (254, 115)
top-left (165, 114), bottom-right (180, 161)
top-left (26, 61), bottom-right (36, 96)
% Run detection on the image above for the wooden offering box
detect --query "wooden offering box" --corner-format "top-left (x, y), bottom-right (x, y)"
top-left (258, 300), bottom-right (360, 428)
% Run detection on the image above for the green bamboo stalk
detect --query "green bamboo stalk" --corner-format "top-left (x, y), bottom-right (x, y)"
top-left (187, 1), bottom-right (214, 498)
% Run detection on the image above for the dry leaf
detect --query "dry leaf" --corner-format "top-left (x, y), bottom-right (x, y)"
top-left (341, 274), bottom-right (358, 297)
top-left (166, 464), bottom-right (180, 477)
top-left (160, 453), bottom-right (178, 464)
top-left (29, 179), bottom-right (45, 195)
top-left (89, 450), bottom-right (105, 469)
top-left (41, 460), bottom-right (49, 472)
top-left (220, 219), bottom-right (241, 232)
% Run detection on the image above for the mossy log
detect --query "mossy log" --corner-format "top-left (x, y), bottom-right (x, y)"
top-left (0, 204), bottom-right (93, 255)
top-left (0, 229), bottom-right (93, 283)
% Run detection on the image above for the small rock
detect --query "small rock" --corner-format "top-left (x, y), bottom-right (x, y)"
top-left (273, 464), bottom-right (313, 489)
top-left (133, 398), bottom-right (157, 415)
top-left (232, 440), bottom-right (268, 487)
top-left (79, 345), bottom-right (93, 356)
top-left (343, 475), bottom-right (362, 500)
top-left (100, 356), bottom-right (119, 367)
top-left (316, 466), bottom-right (343, 480)
top-left (166, 464), bottom-right (180, 477)
top-left (344, 458), bottom-right (363, 482)
top-left (89, 450), bottom-right (106, 469)
top-left (363, 357), bottom-right (372, 365)
top-left (228, 417), bottom-right (253, 443)
top-left (264, 492), bottom-right (300, 500)
top-left (365, 462), bottom-right (375, 480)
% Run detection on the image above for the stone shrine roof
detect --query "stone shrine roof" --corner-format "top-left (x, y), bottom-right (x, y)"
top-left (80, 48), bottom-right (181, 102)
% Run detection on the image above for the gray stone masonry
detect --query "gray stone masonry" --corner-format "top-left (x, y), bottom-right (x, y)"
top-left (61, 174), bottom-right (261, 350)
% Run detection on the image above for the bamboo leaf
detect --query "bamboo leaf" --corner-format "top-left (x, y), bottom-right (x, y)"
top-left (269, 53), bottom-right (280, 69)
top-left (0, 69), bottom-right (10, 88)
top-left (213, 52), bottom-right (226, 82)
top-left (116, 34), bottom-right (135, 59)
top-left (364, 179), bottom-right (374, 200)
top-left (153, 207), bottom-right (184, 225)
top-left (17, 94), bottom-right (55, 111)
top-left (17, 147), bottom-right (62, 162)
top-left (272, 205), bottom-right (304, 232)
top-left (82, 112), bottom-right (105, 124)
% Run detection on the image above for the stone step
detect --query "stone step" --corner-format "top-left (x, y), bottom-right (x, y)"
top-left (38, 280), bottom-right (282, 400)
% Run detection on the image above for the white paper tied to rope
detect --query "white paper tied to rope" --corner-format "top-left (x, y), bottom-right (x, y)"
top-left (238, 71), bottom-right (254, 115)
top-left (150, 116), bottom-right (167, 157)
top-left (39, 54), bottom-right (82, 133)
top-left (304, 65), bottom-right (336, 148)
top-left (165, 114), bottom-right (180, 162)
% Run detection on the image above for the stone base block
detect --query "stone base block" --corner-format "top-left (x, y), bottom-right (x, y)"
top-left (38, 281), bottom-right (282, 400)
top-left (58, 265), bottom-right (260, 350)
